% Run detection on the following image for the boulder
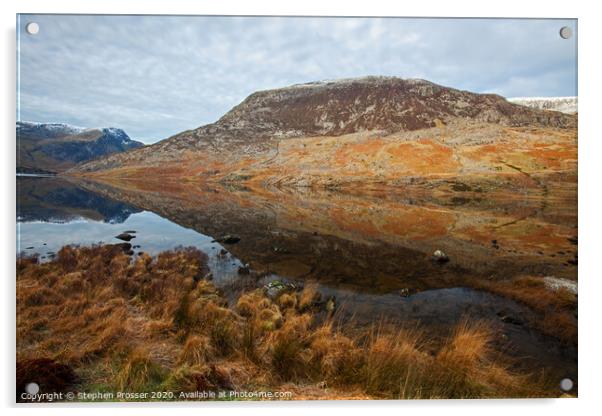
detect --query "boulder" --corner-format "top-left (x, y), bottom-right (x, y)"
top-left (263, 280), bottom-right (296, 300)
top-left (115, 233), bottom-right (135, 242)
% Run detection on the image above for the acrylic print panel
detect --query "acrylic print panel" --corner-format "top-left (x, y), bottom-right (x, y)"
top-left (16, 15), bottom-right (577, 402)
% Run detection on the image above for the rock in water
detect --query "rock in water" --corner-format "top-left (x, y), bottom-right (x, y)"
top-left (263, 280), bottom-right (296, 300)
top-left (115, 233), bottom-right (135, 241)
top-left (217, 235), bottom-right (240, 245)
top-left (432, 249), bottom-right (449, 263)
top-left (399, 288), bottom-right (411, 297)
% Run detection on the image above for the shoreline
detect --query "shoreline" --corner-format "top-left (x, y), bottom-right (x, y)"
top-left (16, 244), bottom-right (574, 401)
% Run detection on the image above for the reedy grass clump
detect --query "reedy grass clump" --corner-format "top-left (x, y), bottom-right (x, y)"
top-left (17, 245), bottom-right (550, 400)
top-left (116, 348), bottom-right (168, 392)
top-left (470, 275), bottom-right (577, 343)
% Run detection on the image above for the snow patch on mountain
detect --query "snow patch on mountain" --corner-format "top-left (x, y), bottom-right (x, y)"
top-left (17, 121), bottom-right (145, 173)
top-left (507, 97), bottom-right (577, 114)
top-left (101, 127), bottom-right (132, 145)
top-left (17, 121), bottom-right (91, 138)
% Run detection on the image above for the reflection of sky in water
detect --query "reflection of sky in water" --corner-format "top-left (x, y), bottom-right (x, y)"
top-left (17, 211), bottom-right (243, 284)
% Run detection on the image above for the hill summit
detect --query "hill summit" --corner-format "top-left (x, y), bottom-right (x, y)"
top-left (69, 77), bottom-right (577, 192)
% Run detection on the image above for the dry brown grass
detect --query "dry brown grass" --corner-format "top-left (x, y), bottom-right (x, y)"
top-left (17, 245), bottom-right (553, 400)
top-left (470, 275), bottom-right (577, 343)
top-left (431, 320), bottom-right (536, 398)
top-left (179, 335), bottom-right (214, 366)
top-left (116, 348), bottom-right (167, 392)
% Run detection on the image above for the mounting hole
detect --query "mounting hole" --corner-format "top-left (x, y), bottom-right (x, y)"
top-left (559, 26), bottom-right (572, 39)
top-left (560, 378), bottom-right (574, 391)
top-left (25, 382), bottom-right (40, 395)
top-left (26, 22), bottom-right (39, 35)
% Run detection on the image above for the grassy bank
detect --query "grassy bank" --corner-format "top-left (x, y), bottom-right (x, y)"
top-left (17, 245), bottom-right (556, 401)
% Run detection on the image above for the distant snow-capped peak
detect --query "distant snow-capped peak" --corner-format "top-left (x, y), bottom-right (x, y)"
top-left (17, 121), bottom-right (89, 133)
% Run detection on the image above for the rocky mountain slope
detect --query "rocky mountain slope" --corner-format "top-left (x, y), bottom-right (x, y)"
top-left (69, 77), bottom-right (577, 192)
top-left (17, 121), bottom-right (144, 173)
top-left (507, 97), bottom-right (577, 114)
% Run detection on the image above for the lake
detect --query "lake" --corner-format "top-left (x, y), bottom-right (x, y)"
top-left (16, 175), bottom-right (578, 384)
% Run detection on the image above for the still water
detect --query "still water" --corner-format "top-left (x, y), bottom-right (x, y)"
top-left (16, 175), bottom-right (577, 380)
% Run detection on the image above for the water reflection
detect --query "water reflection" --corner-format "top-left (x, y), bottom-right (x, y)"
top-left (73, 177), bottom-right (578, 288)
top-left (17, 176), bottom-right (244, 283)
top-left (16, 175), bottom-right (577, 380)
top-left (17, 176), bottom-right (140, 223)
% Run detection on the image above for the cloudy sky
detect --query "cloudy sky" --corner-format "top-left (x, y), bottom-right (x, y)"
top-left (17, 15), bottom-right (577, 144)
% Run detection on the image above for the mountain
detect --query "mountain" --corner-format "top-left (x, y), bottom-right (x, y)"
top-left (507, 97), bottom-right (577, 114)
top-left (17, 121), bottom-right (145, 173)
top-left (69, 77), bottom-right (577, 192)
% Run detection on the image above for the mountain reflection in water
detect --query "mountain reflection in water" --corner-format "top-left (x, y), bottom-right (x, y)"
top-left (16, 175), bottom-right (577, 382)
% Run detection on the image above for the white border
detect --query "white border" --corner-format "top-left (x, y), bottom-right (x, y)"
top-left (2, 1), bottom-right (601, 415)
